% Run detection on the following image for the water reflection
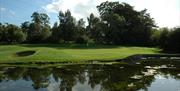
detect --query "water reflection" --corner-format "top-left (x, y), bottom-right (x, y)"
top-left (0, 64), bottom-right (179, 91)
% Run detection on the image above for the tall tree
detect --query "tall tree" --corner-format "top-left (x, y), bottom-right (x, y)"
top-left (159, 28), bottom-right (169, 49)
top-left (0, 23), bottom-right (26, 43)
top-left (75, 18), bottom-right (87, 43)
top-left (58, 10), bottom-right (76, 43)
top-left (27, 12), bottom-right (51, 43)
top-left (31, 12), bottom-right (41, 24)
top-left (51, 22), bottom-right (61, 43)
top-left (166, 27), bottom-right (180, 52)
top-left (97, 1), bottom-right (155, 45)
top-left (0, 23), bottom-right (5, 42)
top-left (87, 13), bottom-right (104, 43)
top-left (21, 21), bottom-right (30, 33)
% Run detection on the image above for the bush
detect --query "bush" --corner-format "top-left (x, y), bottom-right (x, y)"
top-left (0, 24), bottom-right (27, 44)
top-left (13, 30), bottom-right (27, 43)
top-left (166, 28), bottom-right (180, 52)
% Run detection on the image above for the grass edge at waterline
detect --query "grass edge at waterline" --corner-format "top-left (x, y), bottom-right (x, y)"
top-left (0, 44), bottom-right (160, 63)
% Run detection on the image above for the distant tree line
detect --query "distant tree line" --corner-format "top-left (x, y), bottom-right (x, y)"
top-left (150, 27), bottom-right (180, 53)
top-left (0, 1), bottom-right (179, 52)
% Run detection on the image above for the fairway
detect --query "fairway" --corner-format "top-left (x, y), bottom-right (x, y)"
top-left (0, 44), bottom-right (159, 63)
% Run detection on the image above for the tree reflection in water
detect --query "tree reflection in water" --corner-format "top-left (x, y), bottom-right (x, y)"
top-left (0, 64), bottom-right (179, 91)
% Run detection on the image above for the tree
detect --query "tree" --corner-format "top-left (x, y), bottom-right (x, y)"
top-left (40, 13), bottom-right (50, 27)
top-left (58, 10), bottom-right (76, 43)
top-left (159, 28), bottom-right (169, 49)
top-left (103, 13), bottom-right (126, 44)
top-left (97, 1), bottom-right (155, 45)
top-left (150, 28), bottom-right (161, 46)
top-left (27, 12), bottom-right (51, 43)
top-left (0, 24), bottom-right (26, 43)
top-left (31, 12), bottom-right (41, 24)
top-left (51, 22), bottom-right (61, 43)
top-left (0, 23), bottom-right (5, 42)
top-left (87, 13), bottom-right (103, 43)
top-left (75, 18), bottom-right (87, 43)
top-left (166, 27), bottom-right (180, 52)
top-left (21, 21), bottom-right (30, 33)
top-left (39, 26), bottom-right (51, 42)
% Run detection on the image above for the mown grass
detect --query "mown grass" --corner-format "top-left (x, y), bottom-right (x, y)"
top-left (0, 44), bottom-right (160, 63)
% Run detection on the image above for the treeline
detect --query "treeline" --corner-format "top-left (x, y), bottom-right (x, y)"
top-left (0, 1), bottom-right (179, 52)
top-left (151, 27), bottom-right (180, 53)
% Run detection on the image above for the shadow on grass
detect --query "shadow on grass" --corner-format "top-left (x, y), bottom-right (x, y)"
top-left (19, 43), bottom-right (120, 49)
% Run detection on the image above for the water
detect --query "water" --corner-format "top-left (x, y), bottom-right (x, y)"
top-left (0, 64), bottom-right (179, 91)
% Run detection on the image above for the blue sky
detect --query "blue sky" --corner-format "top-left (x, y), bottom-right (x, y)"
top-left (0, 0), bottom-right (180, 28)
top-left (0, 0), bottom-right (57, 26)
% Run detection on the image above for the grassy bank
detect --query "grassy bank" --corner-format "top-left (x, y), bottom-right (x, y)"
top-left (0, 44), bottom-right (160, 63)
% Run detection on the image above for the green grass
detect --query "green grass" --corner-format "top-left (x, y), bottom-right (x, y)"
top-left (0, 44), bottom-right (160, 63)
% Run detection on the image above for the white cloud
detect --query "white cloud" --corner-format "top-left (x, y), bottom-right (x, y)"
top-left (44, 0), bottom-right (106, 19)
top-left (44, 0), bottom-right (180, 28)
top-left (128, 0), bottom-right (180, 28)
top-left (0, 7), bottom-right (6, 11)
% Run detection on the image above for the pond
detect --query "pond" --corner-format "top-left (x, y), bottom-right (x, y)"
top-left (0, 62), bottom-right (179, 91)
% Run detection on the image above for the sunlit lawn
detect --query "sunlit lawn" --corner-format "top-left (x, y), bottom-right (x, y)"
top-left (0, 44), bottom-right (160, 63)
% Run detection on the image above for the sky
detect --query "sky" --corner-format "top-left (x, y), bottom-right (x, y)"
top-left (0, 0), bottom-right (180, 28)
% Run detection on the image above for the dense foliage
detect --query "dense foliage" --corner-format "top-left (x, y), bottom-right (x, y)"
top-left (0, 23), bottom-right (26, 43)
top-left (0, 1), bottom-right (179, 52)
